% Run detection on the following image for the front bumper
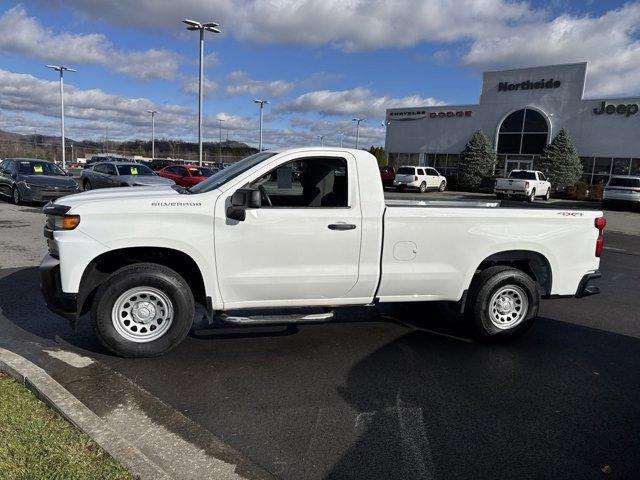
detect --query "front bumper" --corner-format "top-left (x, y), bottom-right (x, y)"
top-left (575, 270), bottom-right (601, 298)
top-left (40, 253), bottom-right (79, 323)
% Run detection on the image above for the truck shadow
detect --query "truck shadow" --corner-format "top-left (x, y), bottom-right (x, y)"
top-left (324, 319), bottom-right (640, 480)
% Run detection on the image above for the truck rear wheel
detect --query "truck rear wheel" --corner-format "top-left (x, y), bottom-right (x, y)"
top-left (466, 266), bottom-right (539, 340)
top-left (91, 263), bottom-right (194, 357)
top-left (419, 181), bottom-right (427, 193)
top-left (527, 189), bottom-right (536, 202)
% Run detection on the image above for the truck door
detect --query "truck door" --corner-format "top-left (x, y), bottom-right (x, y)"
top-left (213, 153), bottom-right (363, 308)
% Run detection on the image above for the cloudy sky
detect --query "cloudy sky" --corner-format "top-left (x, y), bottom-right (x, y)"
top-left (0, 0), bottom-right (639, 149)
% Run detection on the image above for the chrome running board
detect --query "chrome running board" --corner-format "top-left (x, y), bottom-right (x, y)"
top-left (218, 310), bottom-right (335, 325)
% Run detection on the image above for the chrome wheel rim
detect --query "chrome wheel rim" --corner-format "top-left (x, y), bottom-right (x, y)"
top-left (439, 182), bottom-right (445, 191)
top-left (13, 189), bottom-right (19, 203)
top-left (420, 182), bottom-right (426, 192)
top-left (488, 285), bottom-right (528, 329)
top-left (111, 287), bottom-right (173, 343)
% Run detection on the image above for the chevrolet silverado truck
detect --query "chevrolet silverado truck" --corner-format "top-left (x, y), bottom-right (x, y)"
top-left (494, 170), bottom-right (551, 202)
top-left (40, 148), bottom-right (605, 357)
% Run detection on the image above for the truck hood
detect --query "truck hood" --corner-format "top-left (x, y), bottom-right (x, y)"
top-left (54, 185), bottom-right (180, 208)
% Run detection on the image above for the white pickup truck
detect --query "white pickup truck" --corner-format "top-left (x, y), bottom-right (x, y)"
top-left (40, 148), bottom-right (605, 357)
top-left (494, 170), bottom-right (552, 202)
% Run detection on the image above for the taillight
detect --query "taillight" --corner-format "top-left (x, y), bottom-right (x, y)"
top-left (525, 181), bottom-right (530, 189)
top-left (595, 217), bottom-right (606, 257)
top-left (414, 175), bottom-right (418, 181)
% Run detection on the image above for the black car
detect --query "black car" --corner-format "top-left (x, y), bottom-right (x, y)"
top-left (0, 158), bottom-right (79, 205)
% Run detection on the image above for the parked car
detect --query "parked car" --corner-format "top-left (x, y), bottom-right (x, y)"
top-left (380, 165), bottom-right (395, 188)
top-left (149, 159), bottom-right (179, 171)
top-left (80, 162), bottom-right (174, 190)
top-left (157, 165), bottom-right (217, 187)
top-left (40, 147), bottom-right (604, 357)
top-left (394, 166), bottom-right (446, 193)
top-left (0, 158), bottom-right (78, 205)
top-left (602, 175), bottom-right (640, 209)
top-left (494, 170), bottom-right (551, 202)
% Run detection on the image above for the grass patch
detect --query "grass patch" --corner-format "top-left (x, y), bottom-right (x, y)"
top-left (0, 373), bottom-right (131, 480)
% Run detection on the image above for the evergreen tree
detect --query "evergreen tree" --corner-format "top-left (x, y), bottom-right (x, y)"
top-left (368, 146), bottom-right (386, 166)
top-left (539, 128), bottom-right (582, 190)
top-left (458, 130), bottom-right (496, 189)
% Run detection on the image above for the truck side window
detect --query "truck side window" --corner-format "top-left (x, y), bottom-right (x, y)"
top-left (249, 157), bottom-right (348, 208)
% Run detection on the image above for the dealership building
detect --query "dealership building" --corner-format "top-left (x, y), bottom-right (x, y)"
top-left (384, 63), bottom-right (640, 184)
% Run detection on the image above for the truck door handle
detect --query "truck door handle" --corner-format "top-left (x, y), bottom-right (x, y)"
top-left (328, 223), bottom-right (356, 230)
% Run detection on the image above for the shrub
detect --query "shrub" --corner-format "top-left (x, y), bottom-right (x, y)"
top-left (458, 130), bottom-right (497, 190)
top-left (539, 128), bottom-right (582, 191)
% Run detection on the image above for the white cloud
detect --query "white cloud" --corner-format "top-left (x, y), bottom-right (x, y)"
top-left (181, 77), bottom-right (219, 96)
top-left (278, 87), bottom-right (445, 118)
top-left (226, 71), bottom-right (296, 97)
top-left (462, 3), bottom-right (640, 97)
top-left (0, 6), bottom-right (181, 80)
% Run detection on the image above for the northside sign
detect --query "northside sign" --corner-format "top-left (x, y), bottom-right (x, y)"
top-left (498, 79), bottom-right (561, 92)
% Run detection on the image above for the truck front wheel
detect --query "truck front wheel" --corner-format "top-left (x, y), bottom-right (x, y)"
top-left (466, 266), bottom-right (539, 340)
top-left (91, 263), bottom-right (195, 357)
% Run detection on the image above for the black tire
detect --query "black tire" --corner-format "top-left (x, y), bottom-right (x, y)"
top-left (438, 181), bottom-right (446, 192)
top-left (83, 179), bottom-right (92, 191)
top-left (396, 185), bottom-right (405, 192)
top-left (419, 181), bottom-right (427, 193)
top-left (527, 189), bottom-right (536, 202)
top-left (465, 266), bottom-right (539, 341)
top-left (11, 186), bottom-right (21, 205)
top-left (543, 189), bottom-right (550, 201)
top-left (91, 263), bottom-right (195, 357)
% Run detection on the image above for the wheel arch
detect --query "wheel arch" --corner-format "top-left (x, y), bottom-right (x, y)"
top-left (469, 249), bottom-right (553, 297)
top-left (77, 246), bottom-right (207, 317)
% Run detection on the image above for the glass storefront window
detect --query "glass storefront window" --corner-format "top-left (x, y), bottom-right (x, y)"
top-left (435, 154), bottom-right (447, 168)
top-left (426, 154), bottom-right (436, 167)
top-left (592, 175), bottom-right (610, 185)
top-left (497, 134), bottom-right (521, 154)
top-left (580, 157), bottom-right (594, 175)
top-left (581, 174), bottom-right (593, 185)
top-left (447, 154), bottom-right (460, 166)
top-left (521, 134), bottom-right (547, 154)
top-left (594, 157), bottom-right (612, 175)
top-left (631, 159), bottom-right (640, 176)
top-left (612, 158), bottom-right (631, 175)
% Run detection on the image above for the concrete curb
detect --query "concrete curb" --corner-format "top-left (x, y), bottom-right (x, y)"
top-left (0, 347), bottom-right (171, 480)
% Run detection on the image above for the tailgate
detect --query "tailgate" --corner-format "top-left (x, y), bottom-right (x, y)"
top-left (496, 179), bottom-right (526, 191)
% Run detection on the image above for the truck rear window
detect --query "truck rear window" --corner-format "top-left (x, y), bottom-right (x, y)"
top-left (608, 177), bottom-right (640, 188)
top-left (509, 171), bottom-right (536, 180)
top-left (397, 167), bottom-right (415, 175)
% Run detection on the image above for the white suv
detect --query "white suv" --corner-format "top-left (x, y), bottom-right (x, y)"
top-left (394, 166), bottom-right (447, 193)
top-left (602, 176), bottom-right (640, 209)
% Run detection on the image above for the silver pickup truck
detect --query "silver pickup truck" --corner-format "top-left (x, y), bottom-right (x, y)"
top-left (81, 161), bottom-right (174, 191)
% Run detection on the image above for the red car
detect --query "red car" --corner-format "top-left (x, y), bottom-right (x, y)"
top-left (157, 165), bottom-right (217, 187)
top-left (380, 165), bottom-right (395, 188)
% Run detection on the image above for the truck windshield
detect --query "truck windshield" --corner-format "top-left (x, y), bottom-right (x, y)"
top-left (189, 151), bottom-right (277, 193)
top-left (608, 177), bottom-right (640, 187)
top-left (509, 171), bottom-right (536, 180)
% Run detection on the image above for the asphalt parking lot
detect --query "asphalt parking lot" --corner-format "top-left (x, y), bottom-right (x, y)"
top-left (1, 193), bottom-right (640, 479)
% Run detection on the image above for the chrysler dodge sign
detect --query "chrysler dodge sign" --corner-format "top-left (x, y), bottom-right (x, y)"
top-left (389, 110), bottom-right (472, 120)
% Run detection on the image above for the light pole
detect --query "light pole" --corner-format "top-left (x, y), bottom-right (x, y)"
top-left (254, 99), bottom-right (269, 151)
top-left (352, 117), bottom-right (366, 149)
top-left (45, 65), bottom-right (76, 169)
top-left (317, 135), bottom-right (325, 147)
top-left (337, 131), bottom-right (344, 148)
top-left (183, 19), bottom-right (221, 166)
top-left (218, 118), bottom-right (225, 162)
top-left (147, 110), bottom-right (157, 159)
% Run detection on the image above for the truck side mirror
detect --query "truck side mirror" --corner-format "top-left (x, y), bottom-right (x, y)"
top-left (226, 188), bottom-right (261, 222)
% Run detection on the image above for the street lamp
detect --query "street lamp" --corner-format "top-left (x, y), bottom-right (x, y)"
top-left (183, 19), bottom-right (221, 166)
top-left (317, 135), bottom-right (325, 147)
top-left (352, 117), bottom-right (366, 149)
top-left (337, 131), bottom-right (344, 148)
top-left (218, 118), bottom-right (225, 162)
top-left (45, 64), bottom-right (76, 169)
top-left (254, 99), bottom-right (269, 151)
top-left (147, 110), bottom-right (158, 159)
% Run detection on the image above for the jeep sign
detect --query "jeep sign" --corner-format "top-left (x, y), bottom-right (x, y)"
top-left (593, 101), bottom-right (639, 117)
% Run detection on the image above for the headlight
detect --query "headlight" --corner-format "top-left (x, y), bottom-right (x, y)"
top-left (51, 214), bottom-right (81, 230)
